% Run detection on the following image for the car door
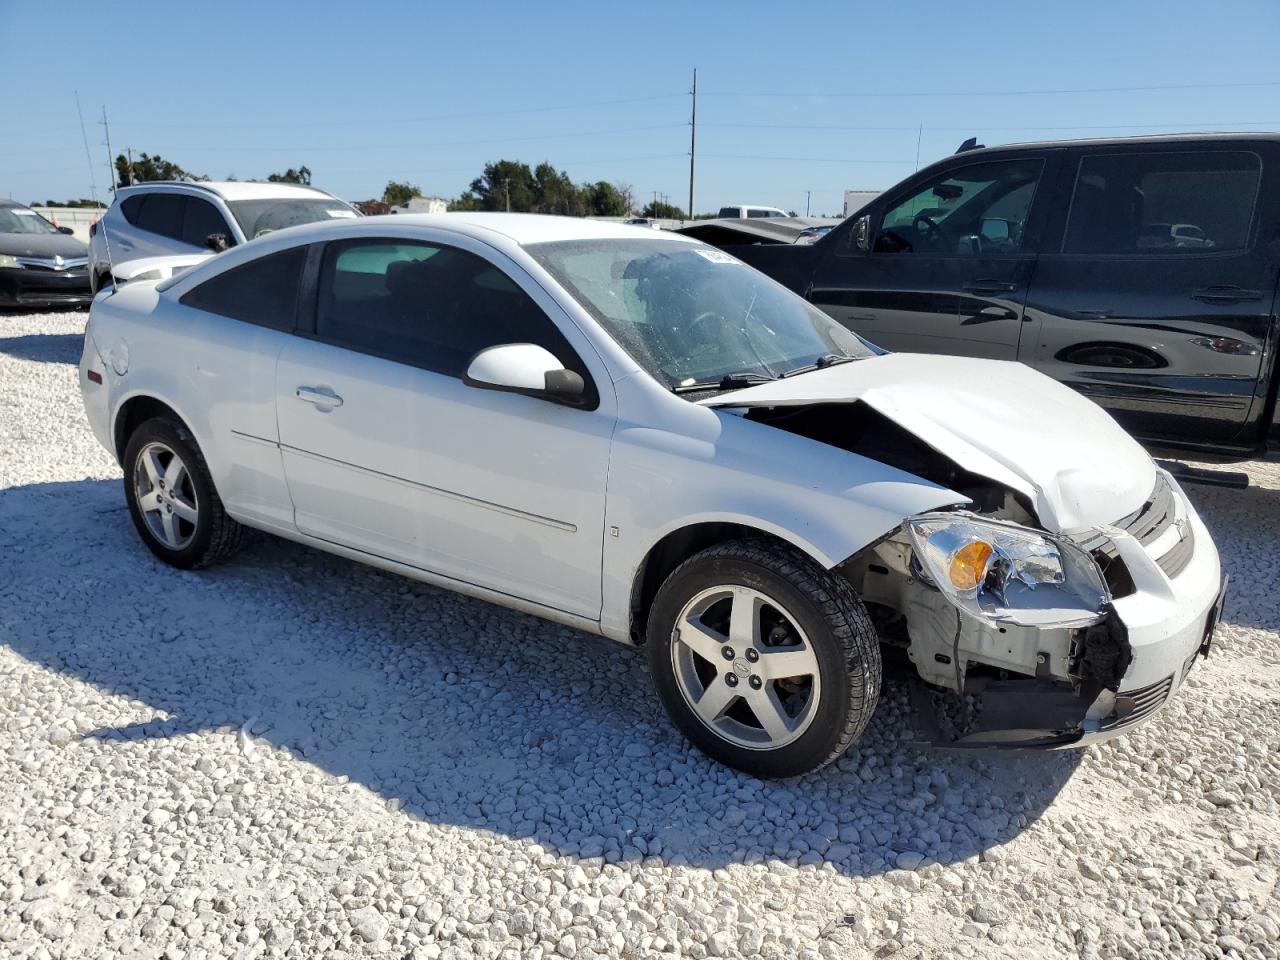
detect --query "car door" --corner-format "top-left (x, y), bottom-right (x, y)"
top-left (808, 153), bottom-right (1057, 359)
top-left (171, 243), bottom-right (308, 529)
top-left (274, 235), bottom-right (614, 619)
top-left (1024, 143), bottom-right (1279, 447)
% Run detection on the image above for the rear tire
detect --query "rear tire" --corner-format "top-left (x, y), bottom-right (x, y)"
top-left (123, 417), bottom-right (242, 569)
top-left (646, 539), bottom-right (881, 778)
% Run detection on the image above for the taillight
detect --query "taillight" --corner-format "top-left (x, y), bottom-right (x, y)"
top-left (89, 220), bottom-right (98, 238)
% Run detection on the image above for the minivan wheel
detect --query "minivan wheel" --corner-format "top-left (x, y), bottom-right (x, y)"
top-left (123, 417), bottom-right (242, 569)
top-left (646, 539), bottom-right (881, 778)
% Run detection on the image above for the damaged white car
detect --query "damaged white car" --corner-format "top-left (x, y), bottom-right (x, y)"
top-left (79, 214), bottom-right (1226, 777)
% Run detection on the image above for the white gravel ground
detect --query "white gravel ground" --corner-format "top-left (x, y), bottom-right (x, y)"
top-left (1, 308), bottom-right (1278, 960)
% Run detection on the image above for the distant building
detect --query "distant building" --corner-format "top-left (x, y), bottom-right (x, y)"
top-left (843, 190), bottom-right (880, 218)
top-left (394, 197), bottom-right (448, 215)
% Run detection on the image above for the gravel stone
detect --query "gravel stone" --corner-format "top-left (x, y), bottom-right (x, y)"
top-left (1, 308), bottom-right (1278, 958)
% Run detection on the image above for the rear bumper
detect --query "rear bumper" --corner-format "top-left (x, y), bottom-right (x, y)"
top-left (0, 267), bottom-right (92, 307)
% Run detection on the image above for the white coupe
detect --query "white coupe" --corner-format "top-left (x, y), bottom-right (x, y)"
top-left (79, 214), bottom-right (1224, 776)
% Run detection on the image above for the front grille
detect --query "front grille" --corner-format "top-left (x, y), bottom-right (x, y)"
top-left (14, 256), bottom-right (89, 272)
top-left (1076, 474), bottom-right (1194, 583)
top-left (1099, 675), bottom-right (1173, 731)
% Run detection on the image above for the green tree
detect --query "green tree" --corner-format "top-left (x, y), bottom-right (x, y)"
top-left (267, 165), bottom-right (312, 185)
top-left (641, 200), bottom-right (684, 220)
top-left (114, 152), bottom-right (200, 185)
top-left (582, 181), bottom-right (628, 217)
top-left (464, 160), bottom-right (539, 212)
top-left (382, 180), bottom-right (423, 206)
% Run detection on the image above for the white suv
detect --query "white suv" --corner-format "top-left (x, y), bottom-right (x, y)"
top-left (89, 181), bottom-right (358, 292)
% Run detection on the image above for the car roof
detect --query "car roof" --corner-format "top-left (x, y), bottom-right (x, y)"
top-left (957, 130), bottom-right (1280, 155)
top-left (275, 212), bottom-right (703, 247)
top-left (114, 180), bottom-right (339, 202)
top-left (0, 198), bottom-right (27, 209)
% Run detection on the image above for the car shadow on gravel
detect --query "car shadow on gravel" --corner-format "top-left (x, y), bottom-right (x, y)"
top-left (1, 478), bottom-right (1083, 878)
top-left (0, 332), bottom-right (83, 364)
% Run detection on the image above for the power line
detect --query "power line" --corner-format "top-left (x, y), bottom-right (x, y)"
top-left (699, 119), bottom-right (1280, 133)
top-left (700, 153), bottom-right (911, 164)
top-left (700, 80), bottom-right (1280, 99)
top-left (109, 93), bottom-right (687, 130)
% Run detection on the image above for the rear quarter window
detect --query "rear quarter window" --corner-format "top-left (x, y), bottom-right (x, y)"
top-left (179, 246), bottom-right (307, 331)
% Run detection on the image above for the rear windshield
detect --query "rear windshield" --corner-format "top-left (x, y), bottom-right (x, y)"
top-left (228, 198), bottom-right (357, 240)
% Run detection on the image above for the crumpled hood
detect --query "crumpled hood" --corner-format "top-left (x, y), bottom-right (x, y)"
top-left (702, 353), bottom-right (1157, 533)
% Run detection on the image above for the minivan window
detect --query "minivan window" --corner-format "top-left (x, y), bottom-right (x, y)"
top-left (179, 245), bottom-right (307, 331)
top-left (876, 159), bottom-right (1043, 255)
top-left (315, 238), bottom-right (590, 389)
top-left (1063, 151), bottom-right (1261, 255)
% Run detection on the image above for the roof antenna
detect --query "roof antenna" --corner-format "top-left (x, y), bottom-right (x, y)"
top-left (75, 91), bottom-right (116, 293)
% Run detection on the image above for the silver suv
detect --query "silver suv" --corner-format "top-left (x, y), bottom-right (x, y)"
top-left (89, 180), bottom-right (358, 291)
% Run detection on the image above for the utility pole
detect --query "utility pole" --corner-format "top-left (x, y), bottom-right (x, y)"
top-left (915, 124), bottom-right (923, 171)
top-left (502, 177), bottom-right (511, 212)
top-left (687, 67), bottom-right (697, 222)
top-left (126, 146), bottom-right (134, 186)
top-left (806, 190), bottom-right (811, 217)
top-left (100, 106), bottom-right (116, 194)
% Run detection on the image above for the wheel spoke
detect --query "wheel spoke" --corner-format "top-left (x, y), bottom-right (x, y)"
top-left (676, 616), bottom-right (727, 665)
top-left (745, 685), bottom-right (794, 743)
top-left (727, 587), bottom-right (762, 647)
top-left (163, 456), bottom-right (187, 491)
top-left (693, 679), bottom-right (736, 725)
top-left (758, 644), bottom-right (819, 681)
top-left (159, 512), bottom-right (179, 548)
top-left (169, 494), bottom-right (198, 524)
top-left (141, 449), bottom-right (164, 487)
top-left (137, 490), bottom-right (161, 513)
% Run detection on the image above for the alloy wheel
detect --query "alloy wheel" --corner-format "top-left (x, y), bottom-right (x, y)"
top-left (132, 441), bottom-right (199, 550)
top-left (670, 585), bottom-right (822, 750)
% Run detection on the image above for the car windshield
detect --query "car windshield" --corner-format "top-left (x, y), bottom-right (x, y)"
top-left (0, 206), bottom-right (60, 235)
top-left (527, 238), bottom-right (874, 392)
top-left (227, 198), bottom-right (357, 240)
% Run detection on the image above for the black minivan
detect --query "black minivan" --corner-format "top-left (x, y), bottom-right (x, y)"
top-left (726, 134), bottom-right (1280, 461)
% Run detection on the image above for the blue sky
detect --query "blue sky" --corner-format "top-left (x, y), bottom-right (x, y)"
top-left (3, 0), bottom-right (1279, 216)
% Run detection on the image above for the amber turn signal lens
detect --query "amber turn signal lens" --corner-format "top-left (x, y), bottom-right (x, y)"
top-left (948, 541), bottom-right (994, 590)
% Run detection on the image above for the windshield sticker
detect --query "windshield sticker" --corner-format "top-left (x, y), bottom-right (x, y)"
top-left (694, 248), bottom-right (736, 264)
top-left (326, 209), bottom-right (358, 219)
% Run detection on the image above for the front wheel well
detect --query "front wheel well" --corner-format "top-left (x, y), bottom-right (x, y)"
top-left (113, 396), bottom-right (184, 464)
top-left (629, 522), bottom-right (818, 643)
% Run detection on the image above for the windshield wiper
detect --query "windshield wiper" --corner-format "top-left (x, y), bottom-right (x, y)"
top-left (779, 353), bottom-right (860, 379)
top-left (671, 372), bottom-right (777, 394)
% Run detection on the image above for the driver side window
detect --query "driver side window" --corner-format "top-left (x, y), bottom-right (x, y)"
top-left (875, 158), bottom-right (1043, 256)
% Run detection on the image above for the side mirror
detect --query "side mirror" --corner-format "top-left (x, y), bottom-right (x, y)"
top-left (463, 343), bottom-right (586, 406)
top-left (57, 225), bottom-right (75, 235)
top-left (850, 214), bottom-right (871, 253)
top-left (205, 233), bottom-right (230, 252)
top-left (980, 218), bottom-right (1011, 243)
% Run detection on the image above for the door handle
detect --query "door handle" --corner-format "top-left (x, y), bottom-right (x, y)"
top-left (1192, 286), bottom-right (1262, 304)
top-left (962, 279), bottom-right (1018, 295)
top-left (296, 386), bottom-right (343, 408)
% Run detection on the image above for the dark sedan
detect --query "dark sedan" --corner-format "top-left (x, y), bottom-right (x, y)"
top-left (0, 200), bottom-right (93, 308)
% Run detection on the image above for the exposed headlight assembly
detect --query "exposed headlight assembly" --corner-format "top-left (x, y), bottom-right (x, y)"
top-left (906, 514), bottom-right (1108, 628)
top-left (0, 254), bottom-right (20, 269)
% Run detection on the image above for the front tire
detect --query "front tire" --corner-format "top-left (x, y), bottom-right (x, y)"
top-left (646, 539), bottom-right (881, 778)
top-left (123, 417), bottom-right (242, 569)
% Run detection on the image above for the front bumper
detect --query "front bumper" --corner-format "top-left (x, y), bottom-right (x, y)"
top-left (0, 266), bottom-right (92, 307)
top-left (913, 472), bottom-right (1224, 749)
